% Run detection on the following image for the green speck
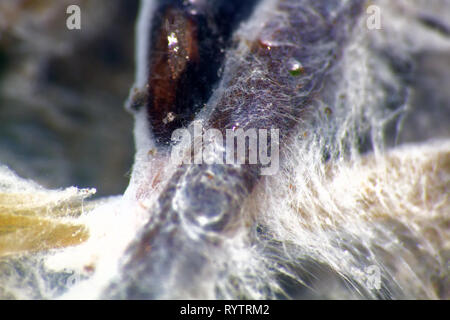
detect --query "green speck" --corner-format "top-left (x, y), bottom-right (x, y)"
top-left (289, 68), bottom-right (303, 76)
top-left (287, 58), bottom-right (304, 76)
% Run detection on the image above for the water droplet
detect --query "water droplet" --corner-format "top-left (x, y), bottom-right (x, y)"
top-left (287, 58), bottom-right (304, 76)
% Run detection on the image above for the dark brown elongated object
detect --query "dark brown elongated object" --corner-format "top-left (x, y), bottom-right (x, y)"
top-left (129, 0), bottom-right (259, 145)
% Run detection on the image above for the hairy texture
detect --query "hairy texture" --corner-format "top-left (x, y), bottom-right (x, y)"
top-left (0, 166), bottom-right (93, 258)
top-left (0, 166), bottom-right (96, 299)
top-left (106, 0), bottom-right (449, 299)
top-left (0, 0), bottom-right (449, 300)
top-left (101, 0), bottom-right (369, 299)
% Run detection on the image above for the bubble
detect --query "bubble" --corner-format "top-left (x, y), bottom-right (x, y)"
top-left (287, 58), bottom-right (304, 76)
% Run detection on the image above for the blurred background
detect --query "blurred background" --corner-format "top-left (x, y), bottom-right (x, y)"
top-left (0, 0), bottom-right (139, 196)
